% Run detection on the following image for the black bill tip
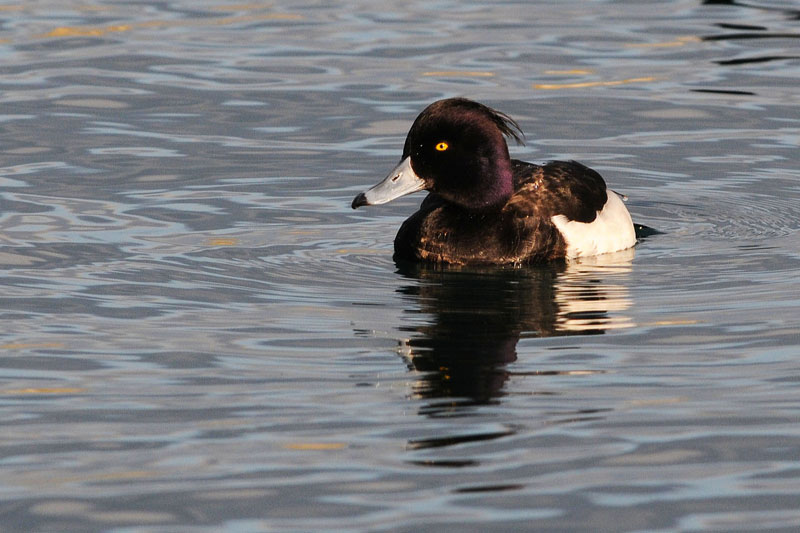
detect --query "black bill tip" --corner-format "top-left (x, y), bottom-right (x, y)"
top-left (351, 192), bottom-right (368, 209)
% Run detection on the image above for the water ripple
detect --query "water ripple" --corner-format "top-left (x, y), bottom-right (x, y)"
top-left (1, 0), bottom-right (799, 531)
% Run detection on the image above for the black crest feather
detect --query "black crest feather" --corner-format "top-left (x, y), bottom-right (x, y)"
top-left (437, 98), bottom-right (525, 146)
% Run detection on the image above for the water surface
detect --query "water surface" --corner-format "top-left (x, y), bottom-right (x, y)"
top-left (1, 1), bottom-right (799, 531)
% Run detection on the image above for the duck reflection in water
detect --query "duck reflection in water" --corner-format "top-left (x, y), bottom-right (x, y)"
top-left (394, 249), bottom-right (635, 412)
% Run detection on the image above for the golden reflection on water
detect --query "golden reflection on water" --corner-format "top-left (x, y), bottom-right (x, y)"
top-left (625, 35), bottom-right (702, 48)
top-left (534, 76), bottom-right (657, 90)
top-left (1, 342), bottom-right (66, 350)
top-left (2, 387), bottom-right (86, 395)
top-left (35, 9), bottom-right (302, 40)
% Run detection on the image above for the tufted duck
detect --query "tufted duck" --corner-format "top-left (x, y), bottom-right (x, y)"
top-left (351, 98), bottom-right (637, 264)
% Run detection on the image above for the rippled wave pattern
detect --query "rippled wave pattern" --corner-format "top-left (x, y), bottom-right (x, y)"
top-left (1, 1), bottom-right (799, 531)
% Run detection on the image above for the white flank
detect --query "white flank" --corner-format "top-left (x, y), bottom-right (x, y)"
top-left (550, 191), bottom-right (636, 258)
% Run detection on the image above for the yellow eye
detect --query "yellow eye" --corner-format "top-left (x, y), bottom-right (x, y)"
top-left (435, 142), bottom-right (449, 152)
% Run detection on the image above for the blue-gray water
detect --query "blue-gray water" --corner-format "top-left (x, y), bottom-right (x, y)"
top-left (1, 1), bottom-right (799, 531)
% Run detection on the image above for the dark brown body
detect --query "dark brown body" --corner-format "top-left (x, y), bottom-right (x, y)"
top-left (393, 160), bottom-right (608, 265)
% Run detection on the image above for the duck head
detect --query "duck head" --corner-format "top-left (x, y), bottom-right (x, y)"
top-left (352, 98), bottom-right (524, 211)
